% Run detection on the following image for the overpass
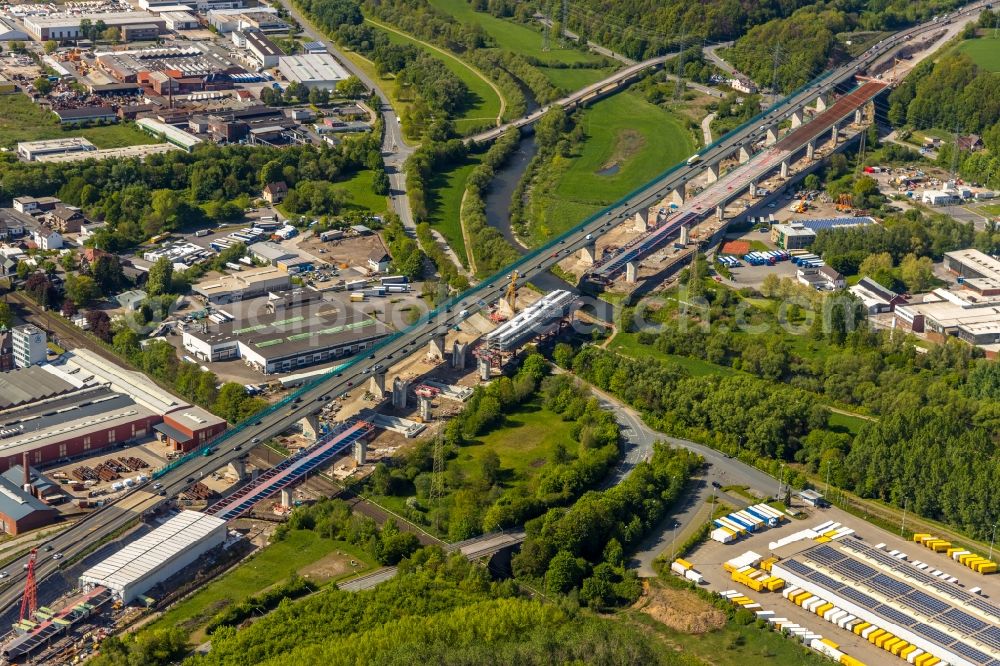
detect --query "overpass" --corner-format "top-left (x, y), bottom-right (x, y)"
top-left (0, 0), bottom-right (988, 620)
top-left (466, 55), bottom-right (670, 144)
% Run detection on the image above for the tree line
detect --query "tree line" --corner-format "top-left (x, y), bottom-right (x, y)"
top-left (460, 129), bottom-right (522, 275)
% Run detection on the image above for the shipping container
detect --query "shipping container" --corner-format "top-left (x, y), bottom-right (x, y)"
top-left (350, 292), bottom-right (365, 302)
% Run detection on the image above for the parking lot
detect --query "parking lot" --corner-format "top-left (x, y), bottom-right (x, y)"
top-left (685, 500), bottom-right (1000, 665)
top-left (42, 439), bottom-right (175, 508)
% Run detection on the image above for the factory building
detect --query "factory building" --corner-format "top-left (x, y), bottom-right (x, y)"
top-left (278, 53), bottom-right (349, 90)
top-left (79, 511), bottom-right (228, 603)
top-left (23, 12), bottom-right (166, 42)
top-left (192, 265), bottom-right (292, 304)
top-left (0, 474), bottom-right (58, 536)
top-left (154, 406), bottom-right (228, 453)
top-left (182, 305), bottom-right (391, 374)
top-left (17, 138), bottom-right (97, 162)
top-left (244, 29), bottom-right (282, 69)
top-left (944, 249), bottom-right (1000, 283)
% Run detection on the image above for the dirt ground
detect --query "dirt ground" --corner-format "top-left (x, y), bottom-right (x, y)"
top-left (636, 580), bottom-right (727, 634)
top-left (298, 550), bottom-right (364, 583)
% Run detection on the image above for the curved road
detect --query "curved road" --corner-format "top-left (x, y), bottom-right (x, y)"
top-left (0, 0), bottom-right (988, 619)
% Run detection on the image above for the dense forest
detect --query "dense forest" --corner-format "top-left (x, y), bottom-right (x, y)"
top-left (552, 266), bottom-right (999, 540)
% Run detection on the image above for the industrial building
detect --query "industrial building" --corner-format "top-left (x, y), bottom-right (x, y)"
top-left (0, 16), bottom-right (28, 41)
top-left (35, 143), bottom-right (178, 164)
top-left (771, 540), bottom-right (1000, 666)
top-left (485, 290), bottom-right (576, 352)
top-left (944, 249), bottom-right (1000, 283)
top-left (161, 11), bottom-right (199, 30)
top-left (78, 510), bottom-right (228, 603)
top-left (24, 12), bottom-right (166, 42)
top-left (12, 324), bottom-right (47, 368)
top-left (0, 473), bottom-right (58, 535)
top-left (182, 305), bottom-right (391, 374)
top-left (248, 240), bottom-right (296, 265)
top-left (192, 265), bottom-right (292, 304)
top-left (244, 29), bottom-right (282, 68)
top-left (136, 118), bottom-right (203, 152)
top-left (278, 53), bottom-right (349, 90)
top-left (770, 217), bottom-right (876, 251)
top-left (153, 406), bottom-right (227, 452)
top-left (17, 137), bottom-right (97, 162)
top-left (849, 277), bottom-right (905, 314)
top-left (895, 285), bottom-right (1000, 356)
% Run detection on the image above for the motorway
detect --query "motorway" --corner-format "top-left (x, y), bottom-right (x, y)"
top-left (0, 1), bottom-right (989, 619)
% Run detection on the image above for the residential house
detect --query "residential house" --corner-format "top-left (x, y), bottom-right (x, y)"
top-left (367, 248), bottom-right (391, 273)
top-left (262, 181), bottom-right (287, 204)
top-left (956, 134), bottom-right (984, 152)
top-left (45, 205), bottom-right (85, 233)
top-left (32, 226), bottom-right (62, 251)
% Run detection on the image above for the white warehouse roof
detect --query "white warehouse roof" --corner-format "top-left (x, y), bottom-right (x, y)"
top-left (79, 510), bottom-right (226, 603)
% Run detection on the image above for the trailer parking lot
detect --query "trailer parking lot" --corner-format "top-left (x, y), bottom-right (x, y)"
top-left (685, 503), bottom-right (1000, 666)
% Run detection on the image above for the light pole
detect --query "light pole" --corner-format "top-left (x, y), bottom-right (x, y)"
top-left (899, 498), bottom-right (908, 538)
top-left (989, 523), bottom-right (997, 562)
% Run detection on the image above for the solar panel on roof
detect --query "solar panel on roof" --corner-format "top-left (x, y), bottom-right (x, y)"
top-left (838, 585), bottom-right (879, 609)
top-left (868, 573), bottom-right (910, 598)
top-left (939, 607), bottom-right (986, 633)
top-left (974, 626), bottom-right (1000, 652)
top-left (808, 544), bottom-right (844, 565)
top-left (781, 559), bottom-right (813, 576)
top-left (913, 622), bottom-right (956, 647)
top-left (950, 640), bottom-right (993, 665)
top-left (876, 604), bottom-right (916, 627)
top-left (806, 569), bottom-right (844, 590)
top-left (968, 596), bottom-right (1000, 621)
top-left (901, 590), bottom-right (949, 616)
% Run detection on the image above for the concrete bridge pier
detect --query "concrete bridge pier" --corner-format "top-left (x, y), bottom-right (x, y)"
top-left (625, 262), bottom-right (638, 284)
top-left (633, 211), bottom-right (648, 232)
top-left (578, 242), bottom-right (597, 266)
top-left (790, 109), bottom-right (804, 128)
top-left (299, 413), bottom-right (320, 440)
top-left (670, 187), bottom-right (685, 206)
top-left (427, 335), bottom-right (446, 361)
top-left (749, 181), bottom-right (757, 198)
top-left (716, 205), bottom-right (725, 221)
top-left (807, 141), bottom-right (815, 160)
top-left (738, 145), bottom-right (751, 163)
top-left (353, 438), bottom-right (368, 465)
top-left (815, 93), bottom-right (829, 111)
top-left (780, 160), bottom-right (789, 179)
top-left (228, 457), bottom-right (246, 481)
top-left (451, 342), bottom-right (468, 370)
top-left (854, 108), bottom-right (863, 125)
top-left (679, 225), bottom-right (689, 245)
top-left (830, 122), bottom-right (839, 145)
top-left (391, 376), bottom-right (410, 409)
top-left (369, 371), bottom-right (387, 400)
top-left (477, 355), bottom-right (491, 381)
top-left (705, 162), bottom-right (719, 184)
top-left (765, 126), bottom-right (779, 146)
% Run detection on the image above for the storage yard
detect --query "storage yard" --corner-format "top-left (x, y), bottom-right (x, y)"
top-left (682, 501), bottom-right (1000, 666)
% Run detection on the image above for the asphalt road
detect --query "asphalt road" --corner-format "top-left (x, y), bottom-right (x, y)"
top-left (0, 1), bottom-right (987, 618)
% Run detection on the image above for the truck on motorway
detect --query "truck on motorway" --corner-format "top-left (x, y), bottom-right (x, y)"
top-left (686, 154), bottom-right (702, 166)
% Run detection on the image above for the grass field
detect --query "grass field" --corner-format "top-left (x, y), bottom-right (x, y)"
top-left (956, 34), bottom-right (1000, 71)
top-left (455, 399), bottom-right (578, 484)
top-left (609, 332), bottom-right (735, 377)
top-left (426, 154), bottom-right (481, 267)
top-left (336, 169), bottom-right (389, 213)
top-left (0, 94), bottom-right (154, 149)
top-left (537, 66), bottom-right (616, 90)
top-left (370, 18), bottom-right (503, 134)
top-left (528, 92), bottom-right (693, 241)
top-left (426, 0), bottom-right (603, 67)
top-left (149, 531), bottom-right (370, 642)
top-left (975, 202), bottom-right (1000, 216)
top-left (828, 411), bottom-right (870, 436)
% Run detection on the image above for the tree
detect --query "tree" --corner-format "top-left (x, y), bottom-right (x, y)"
top-left (101, 26), bottom-right (120, 43)
top-left (33, 77), bottom-right (53, 95)
top-left (43, 40), bottom-right (57, 54)
top-left (65, 274), bottom-right (99, 307)
top-left (308, 87), bottom-right (330, 106)
top-left (803, 173), bottom-right (820, 191)
top-left (852, 175), bottom-right (880, 209)
top-left (372, 168), bottom-right (390, 195)
top-left (259, 160), bottom-right (284, 188)
top-left (0, 301), bottom-right (11, 329)
top-left (91, 255), bottom-right (126, 293)
top-left (858, 252), bottom-right (895, 288)
top-left (546, 550), bottom-right (584, 594)
top-left (899, 253), bottom-right (934, 292)
top-left (336, 76), bottom-right (367, 99)
top-left (85, 310), bottom-right (112, 342)
top-left (146, 257), bottom-right (173, 297)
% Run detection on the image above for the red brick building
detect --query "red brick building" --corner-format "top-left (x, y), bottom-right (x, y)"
top-left (155, 406), bottom-right (228, 453)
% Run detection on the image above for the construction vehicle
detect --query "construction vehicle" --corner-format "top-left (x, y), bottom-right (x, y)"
top-left (835, 193), bottom-right (854, 211)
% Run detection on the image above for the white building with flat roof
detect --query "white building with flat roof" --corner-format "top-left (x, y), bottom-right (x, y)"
top-left (17, 137), bottom-right (96, 162)
top-left (12, 325), bottom-right (46, 368)
top-left (23, 12), bottom-right (166, 41)
top-left (136, 118), bottom-right (202, 152)
top-left (78, 511), bottom-right (227, 603)
top-left (278, 53), bottom-right (349, 90)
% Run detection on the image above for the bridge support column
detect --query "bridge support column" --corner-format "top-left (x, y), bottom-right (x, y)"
top-left (738, 145), bottom-right (751, 163)
top-left (670, 187), bottom-right (685, 206)
top-left (280, 489), bottom-right (292, 508)
top-left (625, 262), bottom-right (638, 284)
top-left (749, 181), bottom-right (757, 198)
top-left (815, 93), bottom-right (829, 112)
top-left (427, 335), bottom-right (446, 361)
top-left (353, 438), bottom-right (368, 465)
top-left (478, 354), bottom-right (491, 381)
top-left (790, 109), bottom-right (804, 128)
top-left (780, 160), bottom-right (789, 179)
top-left (369, 371), bottom-right (387, 400)
top-left (299, 413), bottom-right (320, 440)
top-left (578, 242), bottom-right (597, 266)
top-left (705, 162), bottom-right (719, 184)
top-left (633, 211), bottom-right (648, 232)
top-left (716, 205), bottom-right (725, 221)
top-left (451, 342), bottom-right (468, 370)
top-left (807, 141), bottom-right (815, 160)
top-left (228, 458), bottom-right (246, 481)
top-left (391, 376), bottom-right (410, 409)
top-left (679, 225), bottom-right (689, 245)
top-left (766, 127), bottom-right (779, 146)
top-left (854, 108), bottom-right (863, 125)
top-left (831, 123), bottom-right (838, 145)
top-left (418, 394), bottom-right (433, 421)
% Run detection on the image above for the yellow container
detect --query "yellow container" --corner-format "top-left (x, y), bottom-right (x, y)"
top-left (852, 622), bottom-right (871, 635)
top-left (816, 602), bottom-right (834, 617)
top-left (765, 578), bottom-right (785, 592)
top-left (867, 629), bottom-right (886, 644)
top-left (760, 557), bottom-right (777, 572)
top-left (900, 645), bottom-right (917, 659)
top-left (674, 558), bottom-right (693, 570)
top-left (839, 656), bottom-right (866, 666)
top-left (874, 631), bottom-right (893, 648)
top-left (946, 547), bottom-right (963, 557)
top-left (912, 533), bottom-right (931, 543)
top-left (814, 536), bottom-right (832, 543)
top-left (978, 561), bottom-right (998, 574)
top-left (882, 637), bottom-right (900, 652)
top-left (820, 638), bottom-right (839, 649)
top-left (890, 640), bottom-right (909, 656)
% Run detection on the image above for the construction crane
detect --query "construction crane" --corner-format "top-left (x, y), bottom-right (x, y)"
top-left (19, 549), bottom-right (38, 625)
top-left (504, 270), bottom-right (519, 313)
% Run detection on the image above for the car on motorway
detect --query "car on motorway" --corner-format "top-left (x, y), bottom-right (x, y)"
top-left (711, 481), bottom-right (722, 488)
top-left (233, 444), bottom-right (243, 451)
top-left (186, 477), bottom-right (195, 483)
top-left (52, 554), bottom-right (62, 561)
top-left (153, 482), bottom-right (163, 490)
top-left (0, 572), bottom-right (8, 579)
top-left (43, 545), bottom-right (52, 552)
